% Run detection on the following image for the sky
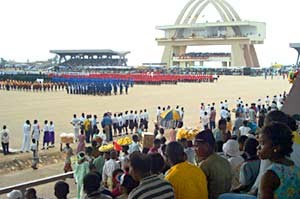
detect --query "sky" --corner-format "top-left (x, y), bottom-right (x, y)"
top-left (0, 0), bottom-right (299, 67)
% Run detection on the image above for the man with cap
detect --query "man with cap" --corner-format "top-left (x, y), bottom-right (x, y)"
top-left (194, 129), bottom-right (232, 199)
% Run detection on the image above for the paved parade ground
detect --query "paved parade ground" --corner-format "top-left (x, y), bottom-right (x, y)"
top-left (0, 76), bottom-right (291, 151)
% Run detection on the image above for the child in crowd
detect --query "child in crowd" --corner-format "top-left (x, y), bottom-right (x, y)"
top-left (116, 174), bottom-right (139, 199)
top-left (111, 169), bottom-right (124, 198)
top-left (232, 138), bottom-right (260, 193)
top-left (148, 139), bottom-right (161, 154)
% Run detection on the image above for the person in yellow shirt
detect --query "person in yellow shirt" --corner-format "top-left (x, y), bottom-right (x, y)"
top-left (165, 141), bottom-right (208, 199)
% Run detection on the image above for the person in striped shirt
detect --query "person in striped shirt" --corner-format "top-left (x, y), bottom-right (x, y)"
top-left (128, 152), bottom-right (174, 199)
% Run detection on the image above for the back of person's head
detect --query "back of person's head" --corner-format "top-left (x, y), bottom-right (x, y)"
top-left (32, 138), bottom-right (36, 144)
top-left (218, 118), bottom-right (227, 127)
top-left (91, 140), bottom-right (97, 147)
top-left (160, 137), bottom-right (167, 145)
top-left (85, 146), bottom-right (93, 155)
top-left (177, 122), bottom-right (183, 128)
top-left (25, 188), bottom-right (37, 199)
top-left (129, 152), bottom-right (151, 179)
top-left (159, 128), bottom-right (165, 135)
top-left (179, 138), bottom-right (188, 148)
top-left (243, 120), bottom-right (248, 126)
top-left (238, 135), bottom-right (248, 151)
top-left (110, 150), bottom-right (117, 159)
top-left (260, 122), bottom-right (294, 159)
top-left (73, 114), bottom-right (76, 118)
top-left (112, 169), bottom-right (124, 185)
top-left (120, 174), bottom-right (139, 195)
top-left (216, 140), bottom-right (224, 153)
top-left (264, 110), bottom-right (288, 126)
top-left (166, 142), bottom-right (185, 165)
top-left (153, 139), bottom-right (161, 148)
top-left (238, 135), bottom-right (248, 145)
top-left (132, 134), bottom-right (139, 142)
top-left (244, 138), bottom-right (259, 157)
top-left (3, 125), bottom-right (6, 129)
top-left (54, 181), bottom-right (69, 199)
top-left (83, 173), bottom-right (101, 194)
top-left (34, 120), bottom-right (38, 124)
top-left (148, 153), bottom-right (165, 174)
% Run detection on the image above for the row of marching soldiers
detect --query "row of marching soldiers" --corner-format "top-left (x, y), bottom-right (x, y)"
top-left (0, 80), bottom-right (66, 91)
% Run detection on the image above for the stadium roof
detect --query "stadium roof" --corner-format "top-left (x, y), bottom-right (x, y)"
top-left (50, 49), bottom-right (130, 56)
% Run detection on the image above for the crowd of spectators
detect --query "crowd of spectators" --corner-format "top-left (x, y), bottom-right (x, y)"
top-left (62, 58), bottom-right (127, 67)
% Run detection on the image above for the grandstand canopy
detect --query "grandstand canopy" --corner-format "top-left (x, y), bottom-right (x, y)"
top-left (49, 49), bottom-right (130, 67)
top-left (50, 49), bottom-right (130, 56)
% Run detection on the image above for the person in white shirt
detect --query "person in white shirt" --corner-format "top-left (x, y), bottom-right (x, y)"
top-left (272, 95), bottom-right (277, 103)
top-left (139, 110), bottom-right (144, 130)
top-left (157, 106), bottom-right (162, 125)
top-left (49, 121), bottom-right (55, 147)
top-left (200, 104), bottom-right (205, 120)
top-left (220, 101), bottom-right (224, 110)
top-left (134, 111), bottom-right (139, 132)
top-left (31, 138), bottom-right (39, 170)
top-left (277, 101), bottom-right (284, 110)
top-left (71, 114), bottom-right (81, 142)
top-left (201, 112), bottom-right (210, 129)
top-left (32, 120), bottom-right (40, 149)
top-left (128, 110), bottom-right (135, 134)
top-left (239, 120), bottom-right (252, 137)
top-left (220, 107), bottom-right (228, 119)
top-left (123, 111), bottom-right (129, 134)
top-left (224, 100), bottom-right (228, 109)
top-left (236, 97), bottom-right (241, 107)
top-left (42, 120), bottom-right (50, 150)
top-left (206, 104), bottom-right (211, 115)
top-left (80, 113), bottom-right (85, 130)
top-left (1, 125), bottom-right (9, 155)
top-left (112, 113), bottom-right (118, 137)
top-left (117, 113), bottom-right (123, 136)
top-left (265, 96), bottom-right (270, 107)
top-left (129, 135), bottom-right (141, 154)
top-left (21, 120), bottom-right (31, 153)
top-left (143, 109), bottom-right (149, 131)
top-left (102, 150), bottom-right (120, 190)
